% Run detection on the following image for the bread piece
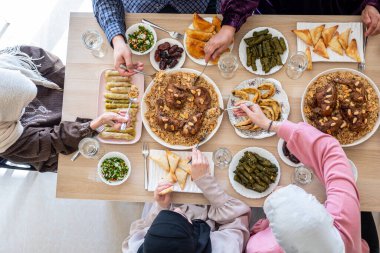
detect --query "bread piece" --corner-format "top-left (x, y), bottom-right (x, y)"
top-left (292, 29), bottom-right (313, 46)
top-left (150, 154), bottom-right (169, 172)
top-left (185, 37), bottom-right (206, 59)
top-left (313, 38), bottom-right (329, 59)
top-left (193, 13), bottom-right (215, 33)
top-left (309, 24), bottom-right (325, 46)
top-left (178, 159), bottom-right (192, 174)
top-left (328, 34), bottom-right (344, 56)
top-left (175, 169), bottom-right (188, 190)
top-left (167, 150), bottom-right (180, 182)
top-left (346, 38), bottom-right (361, 62)
top-left (212, 15), bottom-right (222, 32)
top-left (186, 28), bottom-right (213, 42)
top-left (305, 47), bottom-right (313, 70)
top-left (338, 28), bottom-right (351, 50)
top-left (159, 186), bottom-right (174, 195)
top-left (321, 25), bottom-right (338, 46)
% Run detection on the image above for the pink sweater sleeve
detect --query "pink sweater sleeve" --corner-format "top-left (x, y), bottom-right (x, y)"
top-left (278, 120), bottom-right (368, 253)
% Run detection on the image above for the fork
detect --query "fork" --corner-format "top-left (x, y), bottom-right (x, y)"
top-left (142, 19), bottom-right (184, 40)
top-left (120, 97), bottom-right (138, 131)
top-left (358, 26), bottom-right (368, 72)
top-left (219, 101), bottom-right (255, 113)
top-left (193, 62), bottom-right (209, 86)
top-left (119, 64), bottom-right (157, 79)
top-left (142, 143), bottom-right (150, 190)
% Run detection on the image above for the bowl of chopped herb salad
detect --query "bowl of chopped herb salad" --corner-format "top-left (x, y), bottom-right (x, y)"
top-left (126, 23), bottom-right (157, 55)
top-left (97, 152), bottom-right (131, 186)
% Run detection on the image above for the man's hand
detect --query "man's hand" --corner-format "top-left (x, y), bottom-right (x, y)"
top-left (154, 182), bottom-right (173, 209)
top-left (204, 25), bottom-right (235, 62)
top-left (362, 5), bottom-right (380, 36)
top-left (112, 35), bottom-right (144, 76)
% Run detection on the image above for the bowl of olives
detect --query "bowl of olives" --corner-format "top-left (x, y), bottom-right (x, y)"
top-left (150, 38), bottom-right (185, 71)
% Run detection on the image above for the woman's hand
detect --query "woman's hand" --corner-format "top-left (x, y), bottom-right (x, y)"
top-left (362, 5), bottom-right (380, 36)
top-left (90, 112), bottom-right (128, 130)
top-left (112, 35), bottom-right (144, 76)
top-left (191, 148), bottom-right (210, 181)
top-left (154, 182), bottom-right (173, 209)
top-left (234, 103), bottom-right (271, 129)
top-left (204, 25), bottom-right (236, 62)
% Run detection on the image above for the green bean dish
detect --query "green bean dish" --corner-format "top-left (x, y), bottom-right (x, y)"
top-left (128, 26), bottom-right (154, 53)
top-left (244, 29), bottom-right (287, 73)
top-left (233, 151), bottom-right (278, 193)
top-left (101, 157), bottom-right (129, 182)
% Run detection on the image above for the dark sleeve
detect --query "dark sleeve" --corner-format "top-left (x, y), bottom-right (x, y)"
top-left (221, 0), bottom-right (260, 32)
top-left (92, 0), bottom-right (126, 46)
top-left (2, 121), bottom-right (96, 172)
top-left (19, 45), bottom-right (65, 89)
top-left (365, 0), bottom-right (380, 11)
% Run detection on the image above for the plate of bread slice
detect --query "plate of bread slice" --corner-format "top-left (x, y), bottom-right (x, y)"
top-left (184, 13), bottom-right (233, 66)
top-left (292, 22), bottom-right (364, 68)
top-left (148, 149), bottom-right (214, 194)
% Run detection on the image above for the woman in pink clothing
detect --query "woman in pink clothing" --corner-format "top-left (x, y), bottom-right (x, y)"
top-left (234, 103), bottom-right (371, 253)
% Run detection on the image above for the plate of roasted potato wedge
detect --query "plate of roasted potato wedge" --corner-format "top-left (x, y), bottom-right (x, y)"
top-left (184, 13), bottom-right (233, 66)
top-left (97, 69), bottom-right (144, 144)
top-left (229, 147), bottom-right (281, 199)
top-left (227, 78), bottom-right (290, 139)
top-left (239, 27), bottom-right (289, 75)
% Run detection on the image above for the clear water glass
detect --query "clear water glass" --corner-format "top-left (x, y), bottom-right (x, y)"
top-left (292, 165), bottom-right (313, 185)
top-left (213, 147), bottom-right (232, 169)
top-left (285, 51), bottom-right (308, 80)
top-left (81, 30), bottom-right (107, 58)
top-left (78, 137), bottom-right (104, 159)
top-left (218, 52), bottom-right (238, 79)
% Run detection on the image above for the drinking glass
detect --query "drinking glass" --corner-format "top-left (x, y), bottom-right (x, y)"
top-left (78, 137), bottom-right (104, 159)
top-left (218, 52), bottom-right (238, 79)
top-left (285, 51), bottom-right (308, 79)
top-left (213, 147), bottom-right (232, 170)
top-left (292, 165), bottom-right (313, 185)
top-left (81, 30), bottom-right (107, 58)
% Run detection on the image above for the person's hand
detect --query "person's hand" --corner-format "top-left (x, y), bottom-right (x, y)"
top-left (191, 148), bottom-right (210, 180)
top-left (112, 35), bottom-right (144, 76)
top-left (362, 5), bottom-right (380, 36)
top-left (233, 103), bottom-right (271, 130)
top-left (204, 25), bottom-right (236, 62)
top-left (154, 182), bottom-right (173, 209)
top-left (90, 112), bottom-right (128, 130)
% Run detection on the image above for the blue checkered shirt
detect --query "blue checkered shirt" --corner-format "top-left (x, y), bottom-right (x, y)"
top-left (93, 0), bottom-right (257, 45)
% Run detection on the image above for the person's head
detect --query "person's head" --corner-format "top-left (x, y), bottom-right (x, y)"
top-left (138, 209), bottom-right (211, 253)
top-left (264, 184), bottom-right (345, 253)
top-left (0, 68), bottom-right (37, 122)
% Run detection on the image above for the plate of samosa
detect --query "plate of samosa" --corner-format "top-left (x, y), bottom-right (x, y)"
top-left (184, 13), bottom-right (234, 66)
top-left (292, 22), bottom-right (364, 66)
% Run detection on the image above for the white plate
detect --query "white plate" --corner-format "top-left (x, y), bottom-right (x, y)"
top-left (228, 147), bottom-right (281, 199)
top-left (97, 152), bottom-right (131, 186)
top-left (227, 78), bottom-right (290, 139)
top-left (126, 23), bottom-right (157, 56)
top-left (149, 38), bottom-right (186, 71)
top-left (301, 68), bottom-right (380, 147)
top-left (183, 16), bottom-right (234, 66)
top-left (239, 27), bottom-right (289, 75)
top-left (277, 138), bottom-right (303, 167)
top-left (141, 68), bottom-right (224, 150)
top-left (147, 150), bottom-right (214, 193)
top-left (349, 159), bottom-right (358, 182)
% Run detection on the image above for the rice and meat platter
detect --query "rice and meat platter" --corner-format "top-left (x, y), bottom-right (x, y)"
top-left (144, 71), bottom-right (220, 146)
top-left (303, 71), bottom-right (379, 145)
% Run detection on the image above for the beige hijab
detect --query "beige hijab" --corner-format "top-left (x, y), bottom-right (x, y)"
top-left (0, 46), bottom-right (61, 153)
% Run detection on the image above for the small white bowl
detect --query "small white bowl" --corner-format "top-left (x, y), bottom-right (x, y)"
top-left (149, 38), bottom-right (186, 71)
top-left (126, 23), bottom-right (157, 55)
top-left (97, 152), bottom-right (131, 186)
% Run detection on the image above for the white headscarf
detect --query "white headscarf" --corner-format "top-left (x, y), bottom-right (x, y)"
top-left (0, 46), bottom-right (61, 153)
top-left (264, 184), bottom-right (345, 253)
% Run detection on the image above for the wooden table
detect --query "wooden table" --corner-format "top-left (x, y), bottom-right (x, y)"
top-left (57, 13), bottom-right (380, 211)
